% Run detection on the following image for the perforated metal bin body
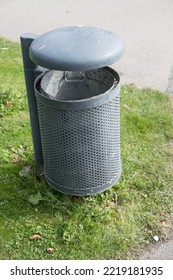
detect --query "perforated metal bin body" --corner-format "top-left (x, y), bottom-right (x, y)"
top-left (35, 67), bottom-right (121, 196)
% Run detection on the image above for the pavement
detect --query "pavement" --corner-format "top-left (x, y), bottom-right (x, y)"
top-left (0, 0), bottom-right (173, 259)
top-left (139, 217), bottom-right (173, 260)
top-left (1, 0), bottom-right (173, 92)
top-left (140, 238), bottom-right (173, 260)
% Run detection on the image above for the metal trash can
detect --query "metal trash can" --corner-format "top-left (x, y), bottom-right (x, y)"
top-left (21, 26), bottom-right (124, 196)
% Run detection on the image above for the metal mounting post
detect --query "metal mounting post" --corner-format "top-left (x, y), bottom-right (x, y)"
top-left (20, 33), bottom-right (43, 169)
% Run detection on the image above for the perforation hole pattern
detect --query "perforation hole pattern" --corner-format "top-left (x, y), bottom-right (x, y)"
top-left (37, 93), bottom-right (120, 195)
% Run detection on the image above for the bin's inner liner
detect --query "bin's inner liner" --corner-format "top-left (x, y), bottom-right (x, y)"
top-left (40, 68), bottom-right (116, 101)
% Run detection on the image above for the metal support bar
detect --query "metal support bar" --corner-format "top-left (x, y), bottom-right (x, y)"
top-left (20, 33), bottom-right (43, 169)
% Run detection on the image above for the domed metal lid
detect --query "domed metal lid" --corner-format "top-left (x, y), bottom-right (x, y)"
top-left (29, 26), bottom-right (124, 71)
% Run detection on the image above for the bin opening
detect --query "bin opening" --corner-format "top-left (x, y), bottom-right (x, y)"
top-left (40, 68), bottom-right (117, 101)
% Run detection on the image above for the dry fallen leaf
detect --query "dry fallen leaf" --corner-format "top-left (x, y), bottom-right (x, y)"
top-left (47, 247), bottom-right (55, 254)
top-left (19, 165), bottom-right (32, 177)
top-left (29, 234), bottom-right (43, 240)
top-left (162, 221), bottom-right (173, 229)
top-left (12, 155), bottom-right (20, 164)
top-left (122, 104), bottom-right (130, 110)
top-left (5, 101), bottom-right (13, 107)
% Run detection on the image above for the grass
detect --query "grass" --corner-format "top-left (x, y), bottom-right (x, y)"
top-left (0, 37), bottom-right (173, 260)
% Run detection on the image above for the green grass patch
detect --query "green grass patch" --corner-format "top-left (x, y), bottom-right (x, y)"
top-left (0, 37), bottom-right (173, 259)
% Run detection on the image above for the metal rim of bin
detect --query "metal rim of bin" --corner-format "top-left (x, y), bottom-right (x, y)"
top-left (35, 67), bottom-right (120, 110)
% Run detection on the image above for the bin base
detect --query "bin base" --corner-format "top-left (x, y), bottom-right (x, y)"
top-left (44, 169), bottom-right (121, 196)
